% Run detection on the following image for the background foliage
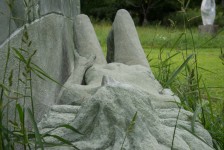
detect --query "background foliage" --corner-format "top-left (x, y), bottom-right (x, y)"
top-left (81, 0), bottom-right (224, 26)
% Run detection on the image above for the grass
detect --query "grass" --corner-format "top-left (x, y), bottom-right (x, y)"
top-left (94, 22), bottom-right (224, 149)
top-left (94, 23), bottom-right (224, 101)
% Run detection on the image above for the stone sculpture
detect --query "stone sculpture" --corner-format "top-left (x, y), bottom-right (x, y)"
top-left (0, 1), bottom-right (214, 149)
top-left (201, 0), bottom-right (216, 25)
top-left (199, 0), bottom-right (218, 35)
top-left (38, 10), bottom-right (213, 150)
top-left (0, 0), bottom-right (80, 45)
top-left (0, 0), bottom-right (80, 123)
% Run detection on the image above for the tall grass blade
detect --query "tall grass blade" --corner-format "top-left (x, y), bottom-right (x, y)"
top-left (43, 134), bottom-right (80, 150)
top-left (121, 112), bottom-right (137, 150)
top-left (0, 83), bottom-right (10, 92)
top-left (197, 67), bottom-right (216, 74)
top-left (171, 106), bottom-right (181, 150)
top-left (8, 70), bottom-right (13, 87)
top-left (165, 54), bottom-right (194, 86)
top-left (42, 124), bottom-right (83, 137)
top-left (31, 63), bottom-right (63, 86)
top-left (202, 81), bottom-right (214, 122)
top-left (27, 108), bottom-right (44, 150)
top-left (170, 32), bottom-right (184, 51)
top-left (191, 104), bottom-right (201, 133)
top-left (16, 104), bottom-right (28, 149)
top-left (16, 104), bottom-right (24, 126)
top-left (179, 125), bottom-right (214, 149)
top-left (12, 47), bottom-right (27, 63)
top-left (162, 52), bottom-right (180, 65)
top-left (27, 50), bottom-right (37, 67)
top-left (213, 139), bottom-right (221, 150)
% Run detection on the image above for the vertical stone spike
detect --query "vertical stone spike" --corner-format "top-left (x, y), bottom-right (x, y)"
top-left (113, 9), bottom-right (149, 68)
top-left (74, 14), bottom-right (107, 65)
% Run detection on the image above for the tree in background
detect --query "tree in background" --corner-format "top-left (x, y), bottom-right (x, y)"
top-left (81, 0), bottom-right (182, 25)
top-left (81, 0), bottom-right (126, 21)
top-left (81, 0), bottom-right (223, 26)
top-left (125, 0), bottom-right (160, 25)
top-left (125, 0), bottom-right (181, 25)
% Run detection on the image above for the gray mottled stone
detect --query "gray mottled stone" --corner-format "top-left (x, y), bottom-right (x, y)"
top-left (39, 0), bottom-right (80, 19)
top-left (38, 105), bottom-right (80, 129)
top-left (57, 52), bottom-right (98, 105)
top-left (39, 80), bottom-right (213, 150)
top-left (84, 63), bottom-right (179, 109)
top-left (0, 14), bottom-right (75, 122)
top-left (11, 0), bottom-right (26, 27)
top-left (0, 0), bottom-right (80, 45)
top-left (85, 63), bottom-right (158, 92)
top-left (112, 9), bottom-right (149, 68)
top-left (74, 14), bottom-right (107, 64)
top-left (201, 0), bottom-right (216, 25)
top-left (9, 0), bottom-right (80, 24)
top-left (1, 5), bottom-right (214, 149)
top-left (0, 0), bottom-right (17, 44)
top-left (72, 0), bottom-right (81, 18)
top-left (38, 10), bottom-right (213, 149)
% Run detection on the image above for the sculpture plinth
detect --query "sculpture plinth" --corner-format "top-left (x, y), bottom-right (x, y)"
top-left (198, 24), bottom-right (219, 36)
top-left (200, 0), bottom-right (217, 36)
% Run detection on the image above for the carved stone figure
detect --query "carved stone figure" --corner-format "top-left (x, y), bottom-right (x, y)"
top-left (38, 10), bottom-right (214, 150)
top-left (201, 0), bottom-right (216, 25)
top-left (0, 1), bottom-right (214, 148)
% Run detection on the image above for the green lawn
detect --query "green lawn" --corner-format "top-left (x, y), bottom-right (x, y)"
top-left (94, 23), bottom-right (224, 109)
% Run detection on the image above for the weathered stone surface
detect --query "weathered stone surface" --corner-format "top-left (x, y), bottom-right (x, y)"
top-left (1, 4), bottom-right (214, 149)
top-left (39, 0), bottom-right (80, 19)
top-left (57, 62), bottom-right (179, 109)
top-left (39, 79), bottom-right (213, 150)
top-left (74, 14), bottom-right (107, 64)
top-left (0, 0), bottom-right (80, 45)
top-left (201, 0), bottom-right (216, 25)
top-left (57, 52), bottom-right (98, 105)
top-left (111, 9), bottom-right (149, 68)
top-left (0, 0), bottom-right (17, 44)
top-left (37, 10), bottom-right (214, 150)
top-left (11, 0), bottom-right (27, 27)
top-left (38, 105), bottom-right (80, 129)
top-left (0, 14), bottom-right (75, 121)
top-left (85, 63), bottom-right (180, 109)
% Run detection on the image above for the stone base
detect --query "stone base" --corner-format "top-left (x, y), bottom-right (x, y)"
top-left (198, 25), bottom-right (219, 36)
